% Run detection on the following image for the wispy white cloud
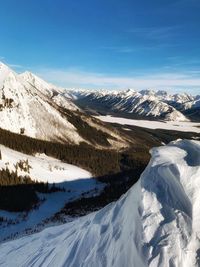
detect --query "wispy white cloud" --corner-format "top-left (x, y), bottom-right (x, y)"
top-left (101, 25), bottom-right (182, 54)
top-left (128, 25), bottom-right (181, 40)
top-left (101, 46), bottom-right (137, 53)
top-left (36, 67), bottom-right (200, 94)
top-left (0, 58), bottom-right (25, 70)
top-left (8, 63), bottom-right (24, 69)
top-left (167, 57), bottom-right (200, 68)
top-left (122, 25), bottom-right (186, 55)
top-left (101, 42), bottom-right (179, 54)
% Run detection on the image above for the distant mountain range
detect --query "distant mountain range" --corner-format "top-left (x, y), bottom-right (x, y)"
top-left (0, 62), bottom-right (200, 267)
top-left (68, 88), bottom-right (200, 122)
top-left (1, 61), bottom-right (199, 141)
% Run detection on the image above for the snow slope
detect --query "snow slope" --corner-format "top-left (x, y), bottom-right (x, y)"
top-left (96, 115), bottom-right (200, 133)
top-left (0, 145), bottom-right (92, 183)
top-left (0, 62), bottom-right (127, 148)
top-left (0, 140), bottom-right (200, 266)
top-left (20, 71), bottom-right (79, 111)
top-left (0, 62), bottom-right (83, 143)
top-left (0, 145), bottom-right (105, 242)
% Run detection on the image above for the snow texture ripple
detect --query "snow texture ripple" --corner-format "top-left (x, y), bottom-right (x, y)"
top-left (0, 140), bottom-right (200, 266)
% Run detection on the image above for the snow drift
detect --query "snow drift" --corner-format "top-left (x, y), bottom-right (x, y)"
top-left (0, 139), bottom-right (200, 267)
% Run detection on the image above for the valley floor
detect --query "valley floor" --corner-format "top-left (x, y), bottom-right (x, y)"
top-left (96, 115), bottom-right (200, 133)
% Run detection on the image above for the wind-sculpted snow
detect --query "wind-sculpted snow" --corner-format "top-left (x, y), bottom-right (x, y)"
top-left (0, 140), bottom-right (200, 266)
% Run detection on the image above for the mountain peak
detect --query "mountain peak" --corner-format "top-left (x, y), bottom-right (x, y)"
top-left (0, 65), bottom-right (81, 142)
top-left (0, 61), bottom-right (8, 68)
top-left (0, 61), bottom-right (14, 73)
top-left (0, 62), bottom-right (15, 88)
top-left (20, 70), bottom-right (33, 78)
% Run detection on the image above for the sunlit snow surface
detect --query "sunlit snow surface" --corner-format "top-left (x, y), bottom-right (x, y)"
top-left (0, 145), bottom-right (104, 242)
top-left (0, 145), bottom-right (92, 183)
top-left (0, 140), bottom-right (200, 266)
top-left (0, 62), bottom-right (83, 144)
top-left (96, 115), bottom-right (200, 133)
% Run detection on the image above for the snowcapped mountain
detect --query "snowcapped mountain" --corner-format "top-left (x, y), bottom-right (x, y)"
top-left (0, 62), bottom-right (127, 148)
top-left (0, 62), bottom-right (81, 143)
top-left (69, 88), bottom-right (199, 122)
top-left (19, 71), bottom-right (78, 111)
top-left (0, 139), bottom-right (199, 267)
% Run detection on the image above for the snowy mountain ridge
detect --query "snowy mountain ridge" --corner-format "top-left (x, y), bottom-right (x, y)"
top-left (1, 61), bottom-right (199, 126)
top-left (0, 139), bottom-right (199, 266)
top-left (0, 62), bottom-right (128, 148)
top-left (68, 88), bottom-right (200, 121)
top-left (0, 62), bottom-right (81, 143)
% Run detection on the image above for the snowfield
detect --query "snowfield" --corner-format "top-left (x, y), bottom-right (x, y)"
top-left (0, 145), bottom-right (104, 242)
top-left (0, 139), bottom-right (200, 266)
top-left (0, 145), bottom-right (92, 183)
top-left (96, 115), bottom-right (200, 133)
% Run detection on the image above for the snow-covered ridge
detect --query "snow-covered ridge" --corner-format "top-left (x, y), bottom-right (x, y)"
top-left (0, 62), bottom-right (82, 143)
top-left (69, 88), bottom-right (200, 122)
top-left (0, 139), bottom-right (200, 266)
top-left (0, 62), bottom-right (128, 148)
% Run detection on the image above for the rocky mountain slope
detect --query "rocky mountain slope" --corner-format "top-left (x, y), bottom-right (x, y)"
top-left (0, 139), bottom-right (199, 267)
top-left (0, 62), bottom-right (128, 148)
top-left (69, 88), bottom-right (200, 122)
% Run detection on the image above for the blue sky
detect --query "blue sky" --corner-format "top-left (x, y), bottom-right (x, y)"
top-left (0, 0), bottom-right (200, 93)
